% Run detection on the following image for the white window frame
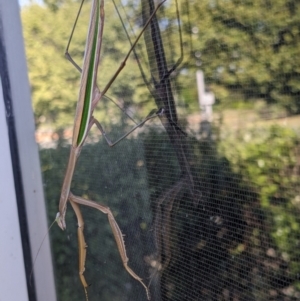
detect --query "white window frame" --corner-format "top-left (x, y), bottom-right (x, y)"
top-left (0, 1), bottom-right (56, 301)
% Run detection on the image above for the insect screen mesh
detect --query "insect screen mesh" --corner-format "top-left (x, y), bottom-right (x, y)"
top-left (22, 0), bottom-right (300, 300)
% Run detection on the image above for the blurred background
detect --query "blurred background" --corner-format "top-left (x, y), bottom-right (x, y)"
top-left (19, 0), bottom-right (300, 300)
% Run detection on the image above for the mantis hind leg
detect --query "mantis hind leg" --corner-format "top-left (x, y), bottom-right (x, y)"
top-left (69, 200), bottom-right (89, 301)
top-left (68, 192), bottom-right (150, 300)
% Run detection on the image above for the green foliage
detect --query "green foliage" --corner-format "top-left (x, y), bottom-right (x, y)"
top-left (219, 125), bottom-right (300, 280)
top-left (188, 0), bottom-right (300, 113)
top-left (39, 123), bottom-right (300, 300)
top-left (141, 125), bottom-right (300, 300)
top-left (40, 135), bottom-right (153, 301)
top-left (22, 0), bottom-right (300, 135)
top-left (22, 2), bottom-right (81, 130)
top-left (22, 0), bottom-right (154, 132)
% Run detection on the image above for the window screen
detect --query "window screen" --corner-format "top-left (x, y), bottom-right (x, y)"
top-left (22, 0), bottom-right (300, 300)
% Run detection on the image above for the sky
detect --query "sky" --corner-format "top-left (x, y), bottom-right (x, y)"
top-left (19, 0), bottom-right (43, 6)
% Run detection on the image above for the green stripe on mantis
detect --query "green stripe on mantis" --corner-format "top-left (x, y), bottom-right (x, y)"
top-left (76, 0), bottom-right (100, 146)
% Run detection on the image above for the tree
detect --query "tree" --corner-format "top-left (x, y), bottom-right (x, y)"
top-left (22, 0), bottom-right (154, 133)
top-left (182, 0), bottom-right (300, 113)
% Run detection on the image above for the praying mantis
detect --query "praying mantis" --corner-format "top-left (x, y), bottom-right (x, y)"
top-left (56, 0), bottom-right (168, 299)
